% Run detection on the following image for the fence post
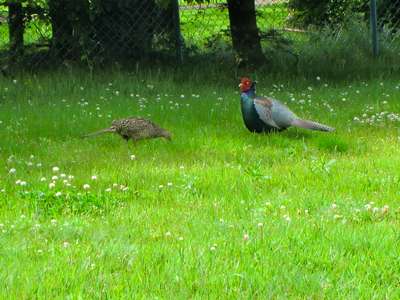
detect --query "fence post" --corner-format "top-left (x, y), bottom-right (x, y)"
top-left (172, 0), bottom-right (184, 64)
top-left (370, 0), bottom-right (379, 57)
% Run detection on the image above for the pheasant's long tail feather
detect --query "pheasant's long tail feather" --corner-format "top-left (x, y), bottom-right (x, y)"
top-left (291, 119), bottom-right (335, 132)
top-left (82, 128), bottom-right (115, 138)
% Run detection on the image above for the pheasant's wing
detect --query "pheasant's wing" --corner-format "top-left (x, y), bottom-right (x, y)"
top-left (120, 118), bottom-right (158, 139)
top-left (256, 96), bottom-right (298, 129)
top-left (253, 97), bottom-right (280, 129)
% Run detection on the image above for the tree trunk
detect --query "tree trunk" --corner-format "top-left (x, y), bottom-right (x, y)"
top-left (227, 0), bottom-right (265, 65)
top-left (8, 0), bottom-right (24, 60)
top-left (48, 0), bottom-right (90, 60)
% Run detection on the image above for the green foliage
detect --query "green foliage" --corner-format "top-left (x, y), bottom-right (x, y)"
top-left (262, 20), bottom-right (400, 78)
top-left (288, 0), bottom-right (366, 27)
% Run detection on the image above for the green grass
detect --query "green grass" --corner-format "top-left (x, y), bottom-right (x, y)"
top-left (180, 3), bottom-right (289, 49)
top-left (1, 70), bottom-right (400, 298)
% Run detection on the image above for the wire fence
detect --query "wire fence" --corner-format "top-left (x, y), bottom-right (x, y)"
top-left (0, 0), bottom-right (399, 70)
top-left (377, 0), bottom-right (400, 41)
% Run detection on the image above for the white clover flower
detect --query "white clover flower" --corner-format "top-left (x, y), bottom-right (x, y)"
top-left (49, 182), bottom-right (56, 189)
top-left (130, 154), bottom-right (136, 160)
top-left (36, 163), bottom-right (42, 167)
top-left (27, 162), bottom-right (33, 167)
top-left (20, 181), bottom-right (27, 186)
top-left (51, 219), bottom-right (57, 225)
top-left (105, 188), bottom-right (112, 193)
top-left (91, 175), bottom-right (97, 181)
top-left (60, 173), bottom-right (66, 178)
top-left (243, 233), bottom-right (249, 241)
top-left (210, 246), bottom-right (216, 251)
top-left (40, 176), bottom-right (46, 182)
top-left (52, 166), bottom-right (59, 173)
top-left (55, 192), bottom-right (62, 197)
top-left (83, 184), bottom-right (90, 190)
top-left (165, 231), bottom-right (172, 237)
top-left (15, 179), bottom-right (21, 185)
top-left (382, 205), bottom-right (389, 214)
top-left (257, 222), bottom-right (264, 228)
top-left (68, 175), bottom-right (74, 180)
top-left (167, 182), bottom-right (173, 187)
top-left (158, 185), bottom-right (164, 189)
top-left (178, 236), bottom-right (184, 241)
top-left (63, 241), bottom-right (70, 248)
top-left (9, 168), bottom-right (16, 174)
top-left (283, 215), bottom-right (291, 222)
top-left (331, 203), bottom-right (337, 209)
top-left (52, 175), bottom-right (58, 181)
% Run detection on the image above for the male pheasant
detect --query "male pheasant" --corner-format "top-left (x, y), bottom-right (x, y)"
top-left (239, 77), bottom-right (334, 133)
top-left (83, 117), bottom-right (171, 142)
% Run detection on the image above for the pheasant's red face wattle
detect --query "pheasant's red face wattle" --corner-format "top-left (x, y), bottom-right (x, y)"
top-left (239, 77), bottom-right (252, 92)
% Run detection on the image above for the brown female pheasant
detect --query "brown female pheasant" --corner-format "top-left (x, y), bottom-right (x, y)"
top-left (83, 117), bottom-right (171, 142)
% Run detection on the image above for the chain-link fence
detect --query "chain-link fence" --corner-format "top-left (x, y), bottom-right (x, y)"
top-left (1, 0), bottom-right (181, 68)
top-left (0, 0), bottom-right (399, 70)
top-left (377, 0), bottom-right (400, 42)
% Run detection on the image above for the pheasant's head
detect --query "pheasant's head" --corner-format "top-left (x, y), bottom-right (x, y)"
top-left (239, 77), bottom-right (253, 92)
top-left (160, 129), bottom-right (172, 141)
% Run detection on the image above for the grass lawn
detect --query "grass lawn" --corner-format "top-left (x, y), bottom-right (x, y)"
top-left (0, 71), bottom-right (400, 298)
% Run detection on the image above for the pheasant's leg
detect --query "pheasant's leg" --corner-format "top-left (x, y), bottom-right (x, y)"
top-left (127, 139), bottom-right (139, 159)
top-left (121, 136), bottom-right (133, 158)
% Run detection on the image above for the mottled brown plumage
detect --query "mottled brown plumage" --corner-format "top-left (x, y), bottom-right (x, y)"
top-left (83, 117), bottom-right (171, 142)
